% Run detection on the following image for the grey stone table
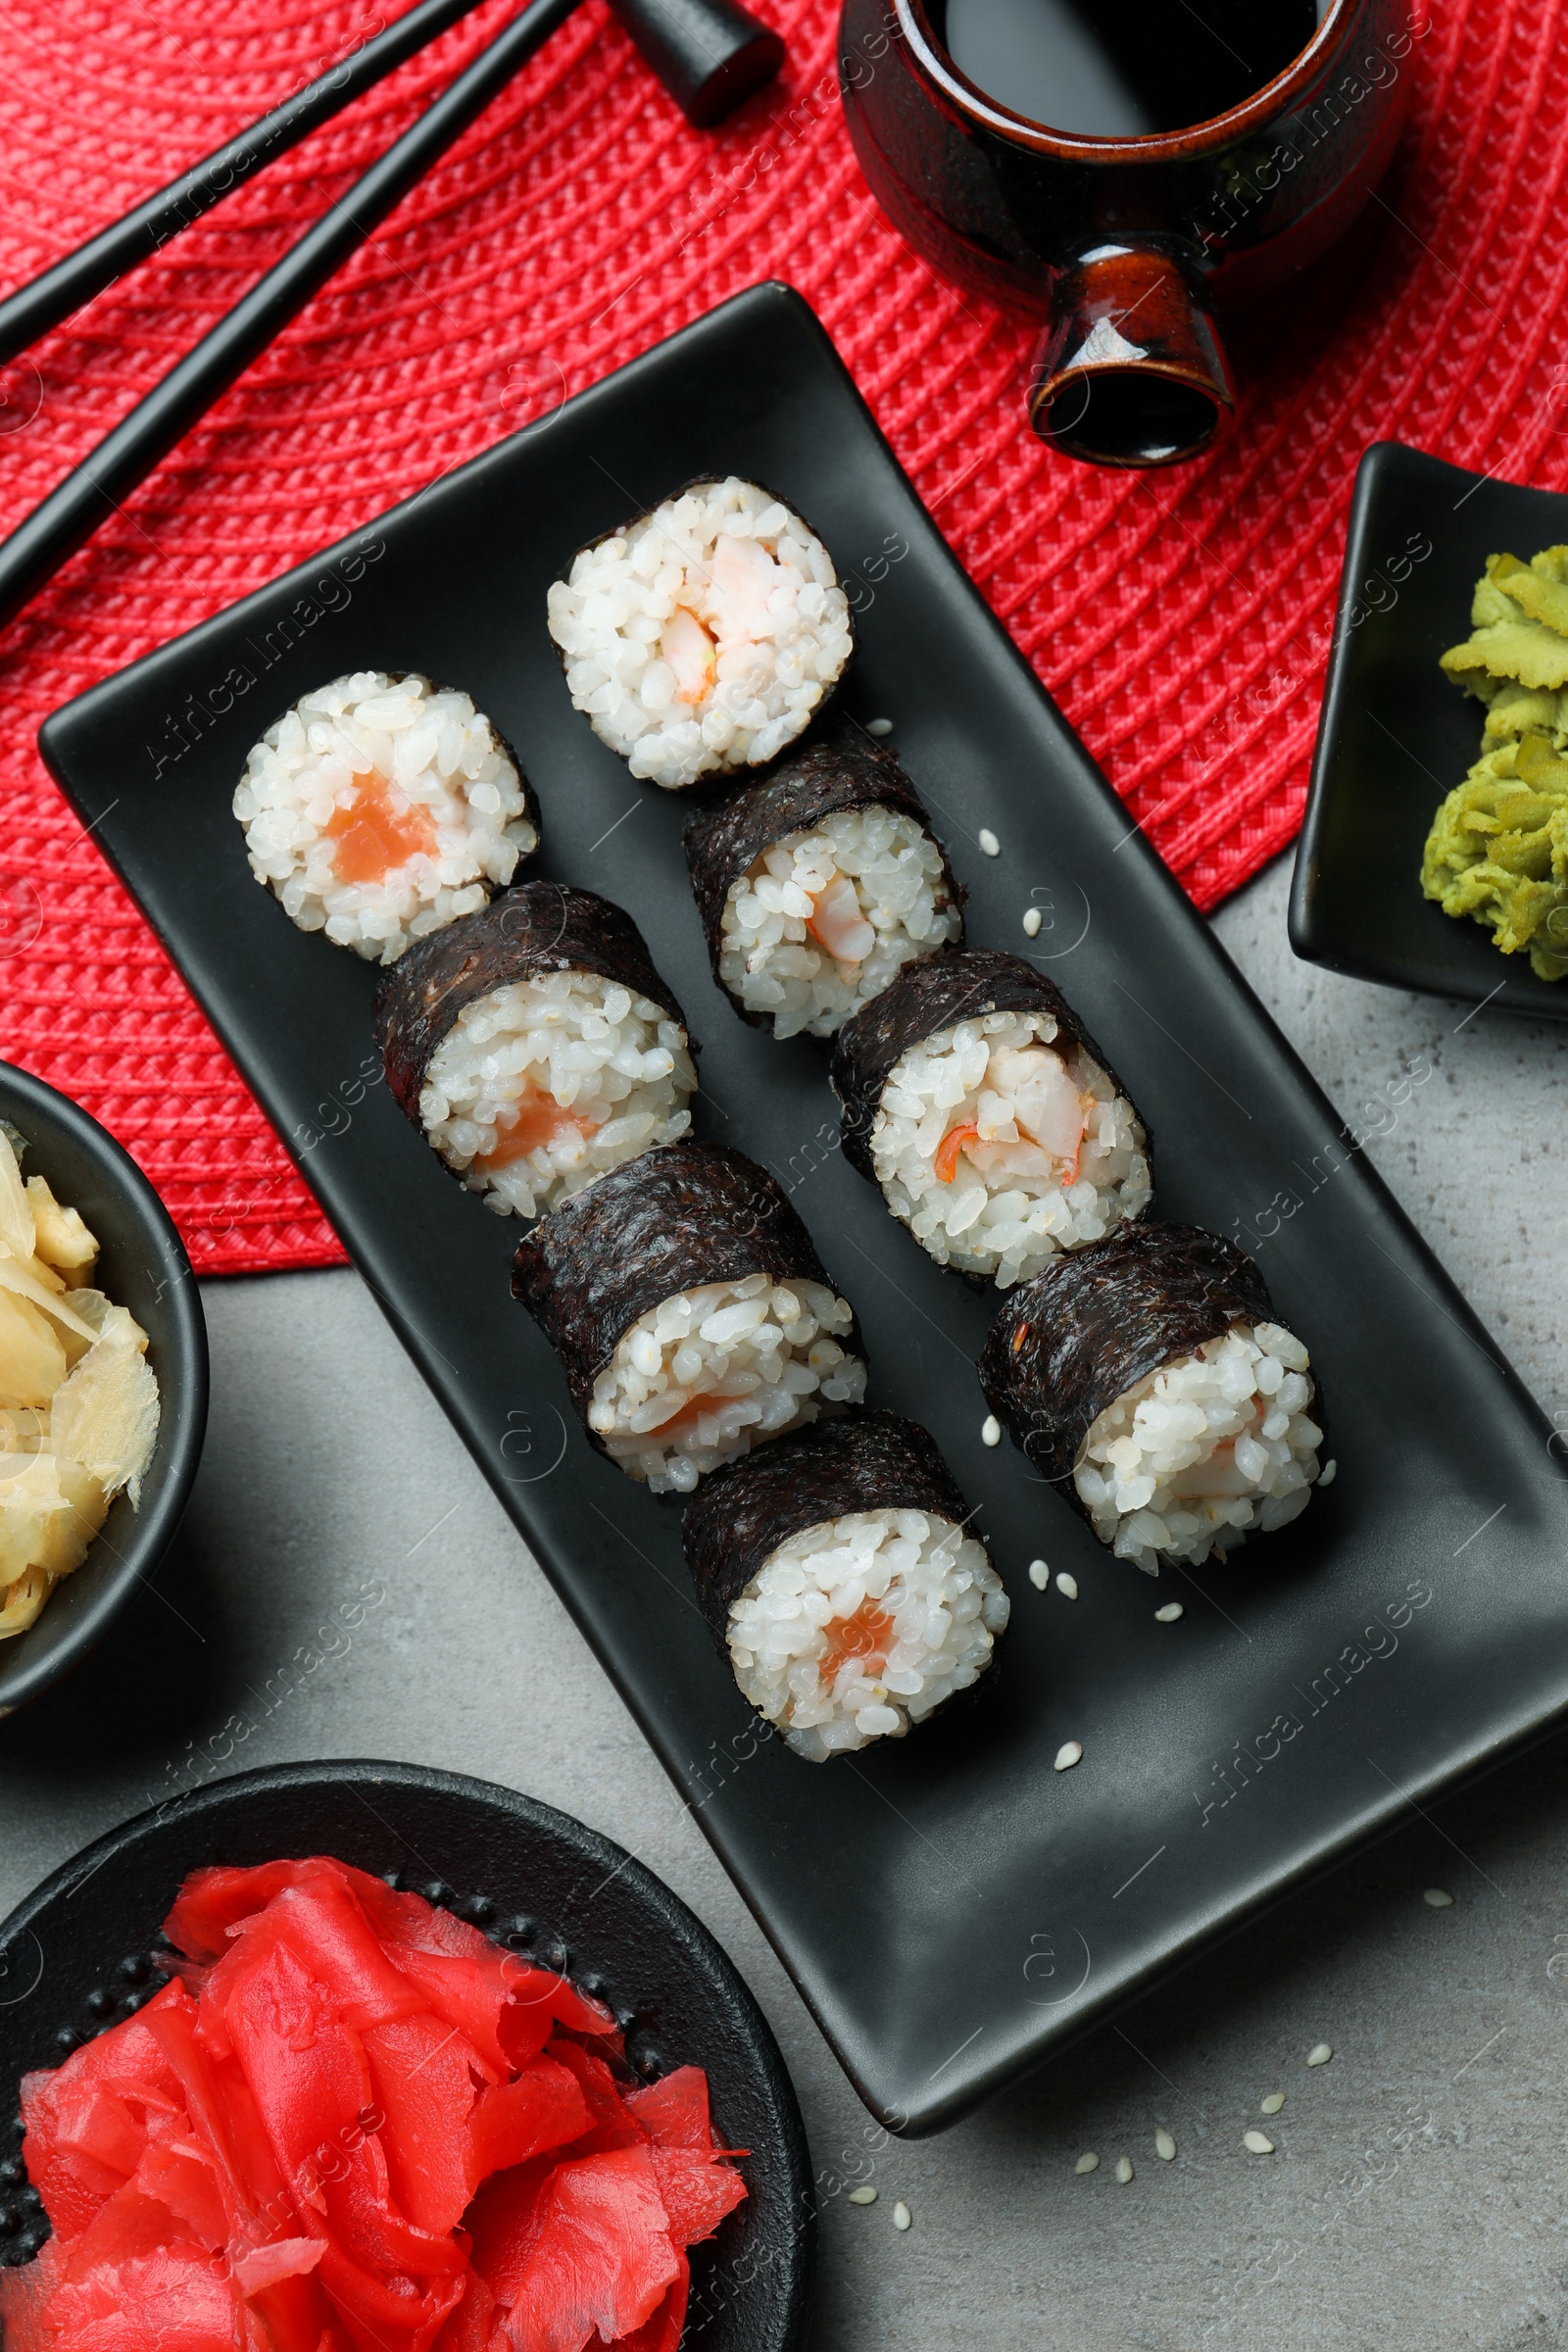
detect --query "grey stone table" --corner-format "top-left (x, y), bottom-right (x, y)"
top-left (4, 852), bottom-right (1568, 2352)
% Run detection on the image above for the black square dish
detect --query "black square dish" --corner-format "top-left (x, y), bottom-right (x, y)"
top-left (36, 287), bottom-right (1568, 2133)
top-left (1291, 438), bottom-right (1568, 1019)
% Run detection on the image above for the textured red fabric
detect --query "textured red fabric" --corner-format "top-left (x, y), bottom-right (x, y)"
top-left (0, 0), bottom-right (1561, 1274)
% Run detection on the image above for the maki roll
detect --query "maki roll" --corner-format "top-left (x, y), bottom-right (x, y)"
top-left (832, 948), bottom-right (1152, 1288)
top-left (684, 735), bottom-right (964, 1039)
top-left (375, 880), bottom-right (696, 1219)
top-left (511, 1141), bottom-right (866, 1494)
top-left (233, 671), bottom-right (538, 963)
top-left (546, 476), bottom-right (854, 789)
top-left (683, 1412), bottom-right (1008, 1761)
top-left (979, 1224), bottom-right (1326, 1575)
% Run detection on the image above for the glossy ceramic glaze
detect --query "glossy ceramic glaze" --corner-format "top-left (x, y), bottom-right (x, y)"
top-left (840, 0), bottom-right (1415, 463)
top-left (35, 288), bottom-right (1568, 2134)
top-left (0, 1061), bottom-right (208, 1717)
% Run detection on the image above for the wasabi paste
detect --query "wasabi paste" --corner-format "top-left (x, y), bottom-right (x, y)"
top-left (1422, 548), bottom-right (1568, 979)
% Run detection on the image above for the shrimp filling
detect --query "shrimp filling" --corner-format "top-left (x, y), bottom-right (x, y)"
top-left (587, 1274), bottom-right (866, 1494)
top-left (718, 805), bottom-right (961, 1040)
top-left (547, 476), bottom-right (854, 790)
top-left (234, 671), bottom-right (537, 964)
top-left (868, 1008), bottom-right (1151, 1286)
top-left (726, 1506), bottom-right (1009, 1761)
top-left (419, 969), bottom-right (695, 1220)
top-left (1074, 1322), bottom-right (1325, 1573)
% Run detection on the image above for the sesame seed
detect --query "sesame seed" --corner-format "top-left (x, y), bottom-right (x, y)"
top-left (1055, 1571), bottom-right (1078, 1599)
top-left (1154, 1602), bottom-right (1183, 1622)
top-left (981, 1414), bottom-right (1002, 1446)
top-left (1306, 2043), bottom-right (1332, 2068)
top-left (1317, 1458), bottom-right (1338, 1487)
top-left (1054, 1740), bottom-right (1083, 1772)
top-left (1022, 906), bottom-right (1043, 937)
top-left (978, 827), bottom-right (1001, 857)
top-left (1154, 2129), bottom-right (1176, 2161)
top-left (1114, 2156), bottom-right (1134, 2183)
top-left (1028, 1558), bottom-right (1050, 1590)
top-left (1074, 2152), bottom-right (1099, 2175)
top-left (1259, 2092), bottom-right (1285, 2116)
top-left (1243, 2131), bottom-right (1275, 2155)
top-left (892, 2201), bottom-right (911, 2231)
top-left (1423, 1887), bottom-right (1454, 1907)
top-left (864, 717), bottom-right (894, 737)
top-left (848, 2185), bottom-right (877, 2205)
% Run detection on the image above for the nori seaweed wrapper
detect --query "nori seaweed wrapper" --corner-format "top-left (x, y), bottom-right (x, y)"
top-left (978, 1222), bottom-right (1300, 1497)
top-left (682, 735), bottom-right (963, 1018)
top-left (373, 878), bottom-right (691, 1122)
top-left (681, 1409), bottom-right (973, 1650)
top-left (830, 945), bottom-right (1143, 1183)
top-left (510, 1139), bottom-right (860, 1444)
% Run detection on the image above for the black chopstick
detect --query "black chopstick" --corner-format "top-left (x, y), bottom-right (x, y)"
top-left (0, 0), bottom-right (499, 368)
top-left (0, 0), bottom-right (584, 637)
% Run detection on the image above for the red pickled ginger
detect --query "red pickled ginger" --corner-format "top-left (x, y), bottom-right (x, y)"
top-left (0, 1856), bottom-right (748, 2352)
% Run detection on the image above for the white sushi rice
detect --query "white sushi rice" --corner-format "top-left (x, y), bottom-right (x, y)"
top-left (719, 807), bottom-right (962, 1039)
top-left (588, 1273), bottom-right (865, 1494)
top-left (869, 1008), bottom-right (1151, 1286)
top-left (1074, 1321), bottom-right (1323, 1573)
top-left (419, 970), bottom-right (695, 1219)
top-left (727, 1507), bottom-right (1009, 1760)
top-left (234, 672), bottom-right (536, 964)
top-left (546, 478), bottom-right (854, 789)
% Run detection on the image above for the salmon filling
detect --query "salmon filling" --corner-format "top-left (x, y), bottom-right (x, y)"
top-left (726, 1506), bottom-right (1009, 1762)
top-left (323, 770), bottom-right (440, 884)
top-left (233, 671), bottom-right (537, 964)
top-left (587, 1273), bottom-right (866, 1494)
top-left (1074, 1322), bottom-right (1325, 1573)
top-left (418, 969), bottom-right (695, 1221)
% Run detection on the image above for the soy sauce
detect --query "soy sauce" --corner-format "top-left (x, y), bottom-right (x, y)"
top-left (938, 0), bottom-right (1323, 136)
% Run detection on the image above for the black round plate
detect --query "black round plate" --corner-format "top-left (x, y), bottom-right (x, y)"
top-left (0, 1759), bottom-right (813, 2349)
top-left (0, 1058), bottom-right (209, 1716)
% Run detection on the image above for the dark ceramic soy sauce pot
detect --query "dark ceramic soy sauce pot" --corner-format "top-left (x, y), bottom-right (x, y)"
top-left (840, 0), bottom-right (1417, 466)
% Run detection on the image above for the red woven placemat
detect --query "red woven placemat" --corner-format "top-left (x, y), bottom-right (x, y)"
top-left (0, 0), bottom-right (1560, 1274)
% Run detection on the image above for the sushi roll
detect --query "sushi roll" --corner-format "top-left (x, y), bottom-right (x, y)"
top-left (545, 476), bottom-right (854, 789)
top-left (511, 1141), bottom-right (867, 1493)
top-left (684, 735), bottom-right (964, 1040)
top-left (233, 671), bottom-right (538, 963)
top-left (831, 948), bottom-right (1152, 1288)
top-left (979, 1223), bottom-right (1326, 1575)
top-left (683, 1412), bottom-right (1009, 1761)
top-left (374, 879), bottom-right (696, 1219)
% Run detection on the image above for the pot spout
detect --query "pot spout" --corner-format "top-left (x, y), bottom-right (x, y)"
top-left (1028, 243), bottom-right (1235, 467)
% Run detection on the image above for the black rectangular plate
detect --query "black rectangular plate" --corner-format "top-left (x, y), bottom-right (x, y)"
top-left (1291, 437), bottom-right (1568, 1019)
top-left (39, 288), bottom-right (1568, 2133)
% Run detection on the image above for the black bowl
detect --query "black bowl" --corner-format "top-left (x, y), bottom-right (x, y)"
top-left (0, 1760), bottom-right (814, 2349)
top-left (1292, 439), bottom-right (1568, 1021)
top-left (0, 1059), bottom-right (209, 1715)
